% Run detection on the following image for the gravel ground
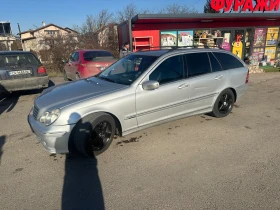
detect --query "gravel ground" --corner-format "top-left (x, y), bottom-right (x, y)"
top-left (0, 73), bottom-right (280, 210)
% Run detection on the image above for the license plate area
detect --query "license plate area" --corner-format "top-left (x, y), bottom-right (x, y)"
top-left (9, 70), bottom-right (32, 76)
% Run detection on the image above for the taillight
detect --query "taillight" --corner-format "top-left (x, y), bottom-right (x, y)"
top-left (38, 66), bottom-right (46, 74)
top-left (245, 69), bottom-right (249, 84)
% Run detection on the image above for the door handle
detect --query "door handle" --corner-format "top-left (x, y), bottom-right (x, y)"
top-left (178, 84), bottom-right (189, 89)
top-left (215, 75), bottom-right (223, 80)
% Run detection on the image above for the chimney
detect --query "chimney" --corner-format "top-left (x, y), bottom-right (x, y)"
top-left (42, 21), bottom-right (46, 26)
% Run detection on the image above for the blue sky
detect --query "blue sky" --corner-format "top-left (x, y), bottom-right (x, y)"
top-left (1, 0), bottom-right (205, 34)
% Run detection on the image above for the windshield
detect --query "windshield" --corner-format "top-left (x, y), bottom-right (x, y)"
top-left (0, 53), bottom-right (40, 68)
top-left (97, 54), bottom-right (159, 85)
top-left (84, 51), bottom-right (115, 61)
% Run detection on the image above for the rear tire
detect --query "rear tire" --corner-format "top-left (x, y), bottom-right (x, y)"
top-left (73, 113), bottom-right (116, 157)
top-left (211, 89), bottom-right (235, 118)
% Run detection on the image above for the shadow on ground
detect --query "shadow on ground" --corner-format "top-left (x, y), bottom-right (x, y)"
top-left (61, 113), bottom-right (104, 210)
top-left (0, 135), bottom-right (6, 165)
top-left (61, 154), bottom-right (104, 210)
top-left (0, 80), bottom-right (55, 115)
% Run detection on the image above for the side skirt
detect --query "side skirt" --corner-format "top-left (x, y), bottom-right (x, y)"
top-left (122, 107), bottom-right (213, 136)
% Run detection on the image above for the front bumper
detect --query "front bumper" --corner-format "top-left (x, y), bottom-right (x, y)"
top-left (0, 76), bottom-right (49, 92)
top-left (28, 113), bottom-right (75, 154)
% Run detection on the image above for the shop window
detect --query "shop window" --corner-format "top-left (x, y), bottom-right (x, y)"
top-left (244, 28), bottom-right (253, 63)
top-left (213, 52), bottom-right (243, 70)
top-left (185, 53), bottom-right (211, 77)
top-left (194, 30), bottom-right (211, 48)
top-left (208, 53), bottom-right (222, 72)
top-left (149, 55), bottom-right (184, 85)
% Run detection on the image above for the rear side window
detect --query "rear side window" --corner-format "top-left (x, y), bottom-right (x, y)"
top-left (208, 53), bottom-right (222, 72)
top-left (185, 53), bottom-right (211, 77)
top-left (213, 52), bottom-right (244, 70)
top-left (84, 51), bottom-right (114, 61)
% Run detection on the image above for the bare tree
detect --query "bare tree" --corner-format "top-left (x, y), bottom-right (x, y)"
top-left (38, 33), bottom-right (79, 73)
top-left (0, 42), bottom-right (8, 51)
top-left (204, 0), bottom-right (220, 13)
top-left (158, 3), bottom-right (197, 14)
top-left (116, 3), bottom-right (139, 23)
top-left (116, 3), bottom-right (151, 23)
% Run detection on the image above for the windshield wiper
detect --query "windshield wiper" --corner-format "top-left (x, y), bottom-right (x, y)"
top-left (98, 76), bottom-right (116, 83)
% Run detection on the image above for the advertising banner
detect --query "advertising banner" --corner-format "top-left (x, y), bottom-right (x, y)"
top-left (178, 31), bottom-right (193, 47)
top-left (254, 28), bottom-right (266, 47)
top-left (265, 46), bottom-right (276, 61)
top-left (252, 48), bottom-right (265, 61)
top-left (161, 31), bottom-right (177, 47)
top-left (266, 28), bottom-right (279, 46)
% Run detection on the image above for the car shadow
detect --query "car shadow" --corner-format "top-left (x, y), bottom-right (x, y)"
top-left (61, 113), bottom-right (104, 210)
top-left (0, 79), bottom-right (56, 115)
top-left (0, 135), bottom-right (6, 165)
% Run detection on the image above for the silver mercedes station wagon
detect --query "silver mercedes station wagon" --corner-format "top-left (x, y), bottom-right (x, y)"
top-left (28, 49), bottom-right (249, 156)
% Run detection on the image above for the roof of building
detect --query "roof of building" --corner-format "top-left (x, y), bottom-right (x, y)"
top-left (131, 13), bottom-right (280, 24)
top-left (19, 23), bottom-right (78, 35)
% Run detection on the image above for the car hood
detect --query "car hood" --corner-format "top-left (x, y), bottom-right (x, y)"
top-left (35, 77), bottom-right (126, 112)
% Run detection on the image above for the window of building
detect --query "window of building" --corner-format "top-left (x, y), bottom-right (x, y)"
top-left (44, 30), bottom-right (58, 35)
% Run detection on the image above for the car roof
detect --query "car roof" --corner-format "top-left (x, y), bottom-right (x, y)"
top-left (75, 49), bottom-right (111, 52)
top-left (0, 51), bottom-right (33, 55)
top-left (134, 48), bottom-right (228, 56)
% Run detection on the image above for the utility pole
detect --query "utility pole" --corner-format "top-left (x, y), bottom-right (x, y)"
top-left (17, 23), bottom-right (21, 38)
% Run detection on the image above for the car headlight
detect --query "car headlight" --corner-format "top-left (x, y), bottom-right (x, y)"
top-left (39, 109), bottom-right (61, 126)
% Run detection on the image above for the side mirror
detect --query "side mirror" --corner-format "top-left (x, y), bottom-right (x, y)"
top-left (142, 80), bottom-right (159, 90)
top-left (62, 59), bottom-right (68, 63)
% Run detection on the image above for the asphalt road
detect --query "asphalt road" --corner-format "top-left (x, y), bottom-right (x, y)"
top-left (1, 73), bottom-right (280, 210)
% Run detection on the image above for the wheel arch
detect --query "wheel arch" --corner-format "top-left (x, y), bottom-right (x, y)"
top-left (229, 87), bottom-right (237, 102)
top-left (70, 111), bottom-right (123, 136)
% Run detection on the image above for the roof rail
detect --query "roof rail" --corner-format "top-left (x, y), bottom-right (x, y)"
top-left (135, 45), bottom-right (225, 53)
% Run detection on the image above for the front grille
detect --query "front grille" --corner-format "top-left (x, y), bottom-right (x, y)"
top-left (33, 106), bottom-right (39, 120)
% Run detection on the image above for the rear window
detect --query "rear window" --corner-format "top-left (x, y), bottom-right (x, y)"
top-left (83, 51), bottom-right (114, 61)
top-left (0, 53), bottom-right (40, 68)
top-left (213, 52), bottom-right (244, 70)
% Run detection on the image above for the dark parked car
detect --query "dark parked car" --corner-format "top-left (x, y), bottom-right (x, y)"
top-left (63, 49), bottom-right (117, 81)
top-left (0, 51), bottom-right (49, 93)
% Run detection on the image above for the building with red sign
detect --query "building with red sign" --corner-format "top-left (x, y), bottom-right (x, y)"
top-left (118, 13), bottom-right (280, 63)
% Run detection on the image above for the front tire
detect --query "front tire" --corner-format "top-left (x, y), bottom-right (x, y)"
top-left (211, 89), bottom-right (235, 118)
top-left (73, 113), bottom-right (116, 157)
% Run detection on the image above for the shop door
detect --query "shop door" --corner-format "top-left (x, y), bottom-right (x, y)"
top-left (231, 30), bottom-right (245, 60)
top-left (220, 30), bottom-right (232, 52)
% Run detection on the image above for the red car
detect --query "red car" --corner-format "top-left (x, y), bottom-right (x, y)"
top-left (63, 50), bottom-right (117, 81)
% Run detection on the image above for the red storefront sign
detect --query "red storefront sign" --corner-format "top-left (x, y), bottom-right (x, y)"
top-left (210, 0), bottom-right (279, 12)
